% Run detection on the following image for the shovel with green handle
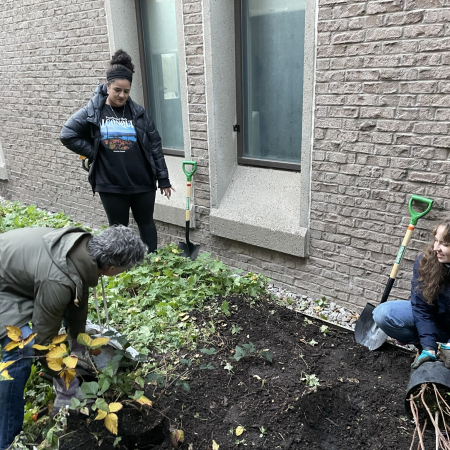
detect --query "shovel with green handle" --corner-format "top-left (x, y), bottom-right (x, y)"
top-left (354, 194), bottom-right (434, 351)
top-left (178, 161), bottom-right (200, 260)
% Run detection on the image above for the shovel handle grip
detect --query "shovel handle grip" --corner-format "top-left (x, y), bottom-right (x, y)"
top-left (182, 161), bottom-right (197, 182)
top-left (408, 195), bottom-right (433, 225)
top-left (380, 195), bottom-right (433, 304)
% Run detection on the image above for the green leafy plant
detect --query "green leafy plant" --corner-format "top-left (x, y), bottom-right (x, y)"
top-left (315, 296), bottom-right (328, 308)
top-left (0, 201), bottom-right (86, 233)
top-left (320, 325), bottom-right (330, 336)
top-left (300, 373), bottom-right (321, 392)
top-left (231, 324), bottom-right (243, 335)
top-left (231, 342), bottom-right (273, 363)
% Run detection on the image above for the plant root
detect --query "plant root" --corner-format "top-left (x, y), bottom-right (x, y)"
top-left (408, 383), bottom-right (450, 450)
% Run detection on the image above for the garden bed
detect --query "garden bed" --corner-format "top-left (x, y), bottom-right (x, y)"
top-left (60, 295), bottom-right (433, 450)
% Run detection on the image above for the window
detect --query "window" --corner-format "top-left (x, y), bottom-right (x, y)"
top-left (137, 0), bottom-right (184, 156)
top-left (235, 0), bottom-right (305, 170)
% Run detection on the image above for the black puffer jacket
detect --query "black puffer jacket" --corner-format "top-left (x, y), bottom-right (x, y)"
top-left (60, 83), bottom-right (170, 191)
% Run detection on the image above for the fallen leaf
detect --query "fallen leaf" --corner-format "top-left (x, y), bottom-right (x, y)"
top-left (212, 440), bottom-right (220, 449)
top-left (236, 426), bottom-right (245, 436)
top-left (135, 395), bottom-right (153, 407)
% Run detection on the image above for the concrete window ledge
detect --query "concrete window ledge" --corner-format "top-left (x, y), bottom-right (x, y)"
top-left (153, 155), bottom-right (194, 228)
top-left (210, 166), bottom-right (308, 257)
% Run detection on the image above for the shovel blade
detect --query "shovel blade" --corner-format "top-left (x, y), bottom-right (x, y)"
top-left (354, 303), bottom-right (388, 351)
top-left (178, 241), bottom-right (201, 261)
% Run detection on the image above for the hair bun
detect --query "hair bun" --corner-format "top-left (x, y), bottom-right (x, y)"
top-left (110, 49), bottom-right (135, 73)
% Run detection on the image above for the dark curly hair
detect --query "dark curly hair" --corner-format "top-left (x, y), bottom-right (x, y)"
top-left (106, 49), bottom-right (135, 83)
top-left (418, 219), bottom-right (450, 304)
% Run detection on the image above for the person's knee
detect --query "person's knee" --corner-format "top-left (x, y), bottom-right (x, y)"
top-left (372, 304), bottom-right (387, 327)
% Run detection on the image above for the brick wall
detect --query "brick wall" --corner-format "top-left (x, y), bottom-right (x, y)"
top-left (311, 0), bottom-right (450, 307)
top-left (0, 0), bottom-right (110, 227)
top-left (2, 0), bottom-right (450, 311)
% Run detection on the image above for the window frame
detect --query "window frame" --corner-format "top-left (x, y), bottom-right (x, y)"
top-left (234, 0), bottom-right (302, 172)
top-left (135, 0), bottom-right (185, 157)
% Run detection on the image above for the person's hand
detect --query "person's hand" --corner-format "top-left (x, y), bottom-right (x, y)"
top-left (160, 186), bottom-right (175, 199)
top-left (52, 377), bottom-right (85, 416)
top-left (80, 157), bottom-right (90, 172)
top-left (69, 338), bottom-right (94, 372)
top-left (439, 343), bottom-right (450, 368)
top-left (411, 349), bottom-right (436, 369)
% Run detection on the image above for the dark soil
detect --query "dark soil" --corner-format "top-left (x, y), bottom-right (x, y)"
top-left (60, 296), bottom-right (434, 449)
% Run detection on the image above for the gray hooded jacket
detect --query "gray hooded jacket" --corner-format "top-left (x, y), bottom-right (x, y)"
top-left (0, 227), bottom-right (99, 346)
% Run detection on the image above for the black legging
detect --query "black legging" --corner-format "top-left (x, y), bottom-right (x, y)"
top-left (99, 191), bottom-right (157, 252)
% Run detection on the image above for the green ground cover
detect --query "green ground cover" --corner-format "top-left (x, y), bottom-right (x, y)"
top-left (0, 200), bottom-right (269, 448)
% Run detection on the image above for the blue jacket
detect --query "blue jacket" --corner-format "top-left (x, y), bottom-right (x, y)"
top-left (411, 255), bottom-right (450, 350)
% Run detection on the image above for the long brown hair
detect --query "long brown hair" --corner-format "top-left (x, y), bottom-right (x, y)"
top-left (418, 220), bottom-right (450, 304)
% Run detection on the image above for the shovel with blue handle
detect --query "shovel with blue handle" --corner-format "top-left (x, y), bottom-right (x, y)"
top-left (178, 161), bottom-right (200, 260)
top-left (354, 195), bottom-right (433, 351)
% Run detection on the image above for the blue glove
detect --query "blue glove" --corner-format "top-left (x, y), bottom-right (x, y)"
top-left (411, 349), bottom-right (436, 369)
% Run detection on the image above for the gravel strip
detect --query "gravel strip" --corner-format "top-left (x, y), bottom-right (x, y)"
top-left (268, 283), bottom-right (416, 353)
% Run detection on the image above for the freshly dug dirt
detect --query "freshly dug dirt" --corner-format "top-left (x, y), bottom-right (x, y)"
top-left (60, 296), bottom-right (434, 449)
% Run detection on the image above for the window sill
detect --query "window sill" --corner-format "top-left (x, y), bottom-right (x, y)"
top-left (210, 166), bottom-right (308, 257)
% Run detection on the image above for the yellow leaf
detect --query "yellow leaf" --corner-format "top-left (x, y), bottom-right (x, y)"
top-left (235, 426), bottom-right (245, 436)
top-left (63, 355), bottom-right (78, 369)
top-left (77, 333), bottom-right (92, 348)
top-left (20, 333), bottom-right (37, 348)
top-left (6, 326), bottom-right (22, 341)
top-left (32, 344), bottom-right (49, 351)
top-left (47, 357), bottom-right (63, 372)
top-left (52, 334), bottom-right (68, 344)
top-left (47, 345), bottom-right (68, 359)
top-left (95, 410), bottom-right (108, 421)
top-left (3, 340), bottom-right (20, 352)
top-left (61, 368), bottom-right (76, 390)
top-left (104, 413), bottom-right (118, 435)
top-left (135, 396), bottom-right (152, 407)
top-left (0, 369), bottom-right (13, 380)
top-left (90, 337), bottom-right (110, 349)
top-left (109, 402), bottom-right (123, 413)
top-left (176, 430), bottom-right (184, 443)
top-left (212, 440), bottom-right (220, 450)
top-left (0, 361), bottom-right (14, 371)
top-left (170, 429), bottom-right (184, 448)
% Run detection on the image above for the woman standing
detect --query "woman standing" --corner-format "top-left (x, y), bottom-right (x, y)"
top-left (373, 219), bottom-right (450, 369)
top-left (60, 49), bottom-right (174, 252)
